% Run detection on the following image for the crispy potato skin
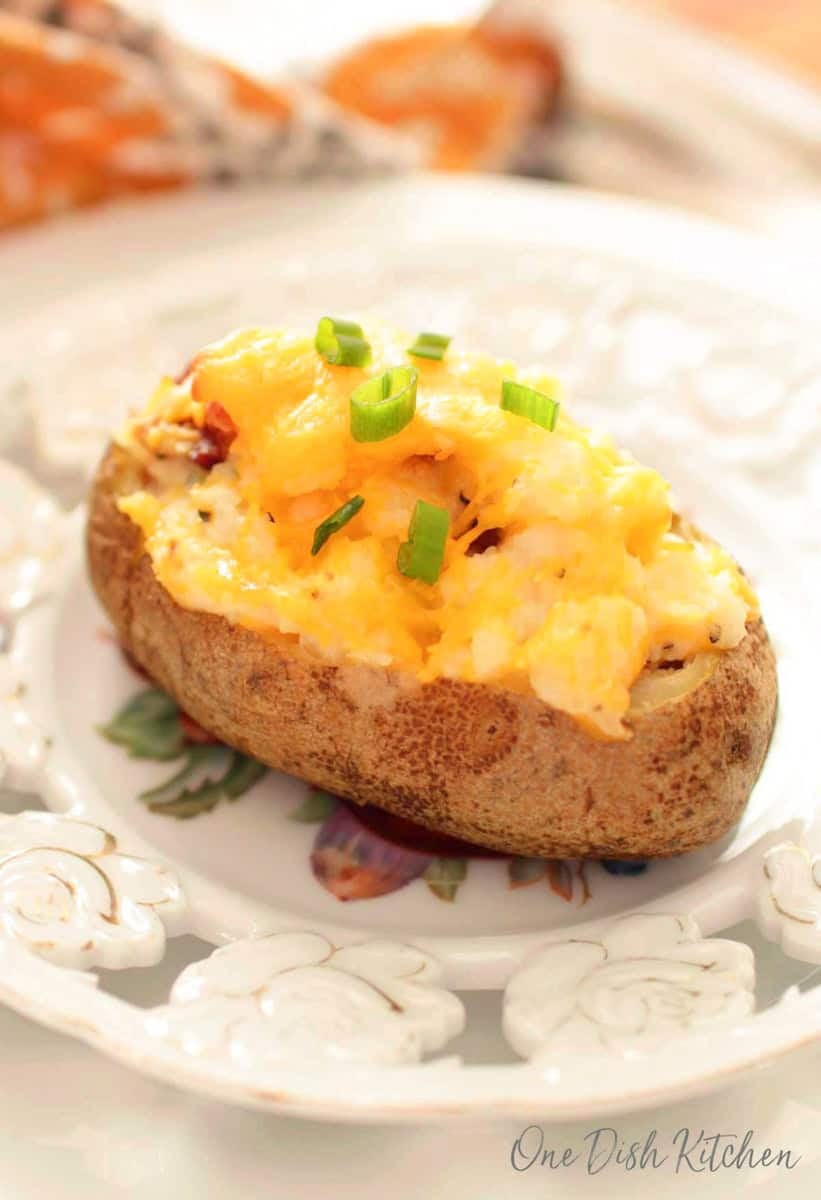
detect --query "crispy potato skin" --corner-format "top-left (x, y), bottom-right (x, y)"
top-left (87, 445), bottom-right (778, 859)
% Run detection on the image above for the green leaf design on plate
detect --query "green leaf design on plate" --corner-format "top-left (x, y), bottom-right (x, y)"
top-left (139, 744), bottom-right (268, 819)
top-left (99, 686), bottom-right (269, 817)
top-left (221, 753), bottom-right (269, 800)
top-left (139, 744), bottom-right (226, 805)
top-left (507, 857), bottom-right (547, 888)
top-left (98, 688), bottom-right (186, 761)
top-left (144, 777), bottom-right (226, 819)
top-left (289, 789), bottom-right (338, 823)
top-left (424, 857), bottom-right (468, 903)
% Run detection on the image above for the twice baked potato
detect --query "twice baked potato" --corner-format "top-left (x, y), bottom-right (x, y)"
top-left (87, 322), bottom-right (777, 859)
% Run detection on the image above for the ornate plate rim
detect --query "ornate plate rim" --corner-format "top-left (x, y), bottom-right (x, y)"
top-left (0, 933), bottom-right (820, 1123)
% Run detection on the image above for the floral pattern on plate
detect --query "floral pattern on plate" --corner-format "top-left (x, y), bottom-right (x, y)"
top-left (98, 685), bottom-right (268, 817)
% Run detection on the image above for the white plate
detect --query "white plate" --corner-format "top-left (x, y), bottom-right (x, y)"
top-left (0, 175), bottom-right (819, 1121)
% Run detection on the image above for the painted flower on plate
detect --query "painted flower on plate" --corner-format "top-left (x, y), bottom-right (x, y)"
top-left (98, 685), bottom-right (268, 816)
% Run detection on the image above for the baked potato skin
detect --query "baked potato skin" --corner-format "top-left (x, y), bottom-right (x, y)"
top-left (87, 445), bottom-right (778, 860)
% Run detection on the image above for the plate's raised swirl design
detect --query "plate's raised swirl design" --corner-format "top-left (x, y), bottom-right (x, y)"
top-left (503, 914), bottom-right (755, 1060)
top-left (0, 461), bottom-right (81, 616)
top-left (146, 933), bottom-right (465, 1065)
top-left (0, 464), bottom-right (84, 788)
top-left (0, 812), bottom-right (186, 968)
top-left (758, 843), bottom-right (821, 963)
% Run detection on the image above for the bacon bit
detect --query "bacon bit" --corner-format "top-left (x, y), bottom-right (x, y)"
top-left (466, 527), bottom-right (503, 556)
top-left (179, 710), bottom-right (220, 744)
top-left (189, 401), bottom-right (237, 469)
top-left (189, 434), bottom-right (220, 469)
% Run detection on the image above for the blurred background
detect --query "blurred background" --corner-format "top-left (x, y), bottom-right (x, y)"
top-left (1, 0), bottom-right (820, 243)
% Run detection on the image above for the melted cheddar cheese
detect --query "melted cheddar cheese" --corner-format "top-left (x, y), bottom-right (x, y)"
top-left (116, 324), bottom-right (757, 739)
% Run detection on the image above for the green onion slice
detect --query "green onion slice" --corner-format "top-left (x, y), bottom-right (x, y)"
top-left (408, 331), bottom-right (451, 361)
top-left (397, 499), bottom-right (450, 585)
top-left (311, 495), bottom-right (365, 556)
top-left (500, 379), bottom-right (560, 431)
top-left (315, 317), bottom-right (372, 367)
top-left (350, 365), bottom-right (418, 443)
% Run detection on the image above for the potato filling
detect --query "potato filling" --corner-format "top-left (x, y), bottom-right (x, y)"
top-left (116, 324), bottom-right (757, 739)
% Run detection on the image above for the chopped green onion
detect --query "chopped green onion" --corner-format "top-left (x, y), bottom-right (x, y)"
top-left (315, 317), bottom-right (372, 367)
top-left (350, 365), bottom-right (418, 443)
top-left (408, 331), bottom-right (451, 361)
top-left (397, 500), bottom-right (450, 585)
top-left (311, 495), bottom-right (365, 556)
top-left (500, 379), bottom-right (560, 431)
